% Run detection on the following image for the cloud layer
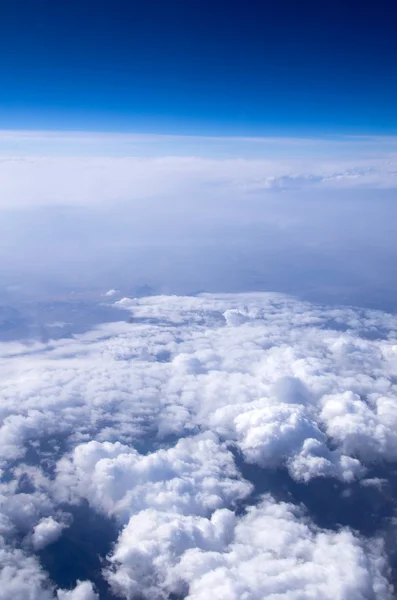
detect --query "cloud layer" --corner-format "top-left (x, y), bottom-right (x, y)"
top-left (1, 153), bottom-right (396, 210)
top-left (1, 292), bottom-right (397, 597)
top-left (1, 146), bottom-right (397, 309)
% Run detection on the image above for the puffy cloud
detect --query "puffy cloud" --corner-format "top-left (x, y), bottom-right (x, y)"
top-left (56, 580), bottom-right (98, 600)
top-left (0, 544), bottom-right (54, 600)
top-left (54, 433), bottom-right (252, 522)
top-left (105, 508), bottom-right (236, 599)
top-left (0, 485), bottom-right (55, 533)
top-left (320, 390), bottom-right (397, 461)
top-left (175, 497), bottom-right (392, 600)
top-left (231, 400), bottom-right (363, 482)
top-left (1, 292), bottom-right (397, 596)
top-left (31, 516), bottom-right (67, 550)
top-left (106, 495), bottom-right (392, 600)
top-left (0, 534), bottom-right (96, 600)
top-left (2, 292), bottom-right (397, 479)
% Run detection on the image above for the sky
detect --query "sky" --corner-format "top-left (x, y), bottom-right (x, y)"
top-left (3, 3), bottom-right (397, 600)
top-left (1, 0), bottom-right (397, 135)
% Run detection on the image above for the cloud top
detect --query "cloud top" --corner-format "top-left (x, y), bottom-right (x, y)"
top-left (1, 292), bottom-right (397, 597)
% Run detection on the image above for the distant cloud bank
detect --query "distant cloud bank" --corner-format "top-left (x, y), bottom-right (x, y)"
top-left (0, 152), bottom-right (396, 209)
top-left (0, 136), bottom-right (397, 303)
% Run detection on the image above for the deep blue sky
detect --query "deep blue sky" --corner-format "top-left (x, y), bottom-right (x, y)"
top-left (1, 0), bottom-right (397, 135)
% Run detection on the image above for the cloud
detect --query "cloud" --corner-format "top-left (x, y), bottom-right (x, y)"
top-left (174, 496), bottom-right (392, 600)
top-left (2, 292), bottom-right (397, 478)
top-left (0, 539), bottom-right (53, 600)
top-left (31, 516), bottom-right (67, 550)
top-left (53, 433), bottom-right (252, 522)
top-left (0, 535), bottom-right (97, 600)
top-left (106, 495), bottom-right (392, 600)
top-left (105, 508), bottom-right (236, 599)
top-left (1, 139), bottom-right (397, 305)
top-left (3, 133), bottom-right (397, 597)
top-left (1, 292), bottom-right (397, 596)
top-left (0, 154), bottom-right (396, 211)
top-left (56, 581), bottom-right (98, 600)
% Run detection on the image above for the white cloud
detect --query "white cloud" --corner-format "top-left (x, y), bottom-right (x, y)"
top-left (0, 534), bottom-right (96, 600)
top-left (0, 485), bottom-right (55, 533)
top-left (56, 580), bottom-right (98, 600)
top-left (31, 516), bottom-right (67, 550)
top-left (2, 293), bottom-right (397, 477)
top-left (106, 495), bottom-right (392, 600)
top-left (1, 292), bottom-right (397, 597)
top-left (174, 496), bottom-right (392, 600)
top-left (0, 540), bottom-right (54, 600)
top-left (103, 289), bottom-right (118, 297)
top-left (320, 390), bottom-right (397, 461)
top-left (105, 508), bottom-right (238, 599)
top-left (54, 433), bottom-right (251, 522)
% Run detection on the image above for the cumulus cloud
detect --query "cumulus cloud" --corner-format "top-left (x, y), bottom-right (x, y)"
top-left (105, 508), bottom-right (236, 599)
top-left (31, 516), bottom-right (67, 550)
top-left (56, 580), bottom-right (99, 600)
top-left (175, 496), bottom-right (392, 600)
top-left (1, 292), bottom-right (397, 596)
top-left (0, 540), bottom-right (54, 600)
top-left (2, 292), bottom-right (397, 476)
top-left (106, 496), bottom-right (392, 600)
top-left (0, 535), bottom-right (97, 600)
top-left (54, 433), bottom-right (251, 522)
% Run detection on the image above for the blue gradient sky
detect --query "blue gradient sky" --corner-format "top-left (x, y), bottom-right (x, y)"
top-left (1, 0), bottom-right (397, 135)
